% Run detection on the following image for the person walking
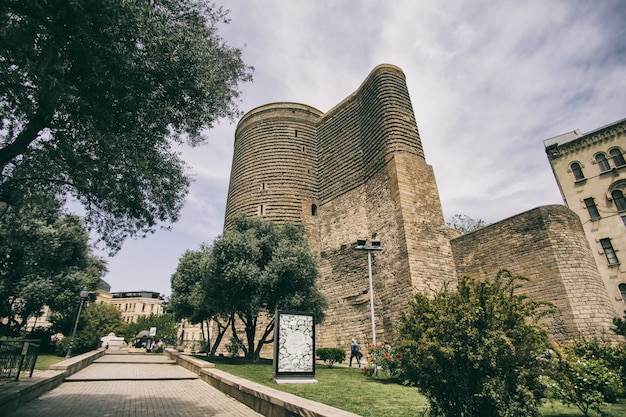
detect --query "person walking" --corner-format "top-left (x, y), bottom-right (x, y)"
top-left (349, 339), bottom-right (361, 367)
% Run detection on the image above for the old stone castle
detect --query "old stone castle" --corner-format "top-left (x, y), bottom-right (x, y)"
top-left (224, 64), bottom-right (618, 348)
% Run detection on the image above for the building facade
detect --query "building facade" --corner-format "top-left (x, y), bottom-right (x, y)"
top-left (224, 64), bottom-right (619, 349)
top-left (545, 119), bottom-right (626, 316)
top-left (100, 291), bottom-right (165, 324)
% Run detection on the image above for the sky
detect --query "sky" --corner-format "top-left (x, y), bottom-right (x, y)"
top-left (99, 0), bottom-right (626, 296)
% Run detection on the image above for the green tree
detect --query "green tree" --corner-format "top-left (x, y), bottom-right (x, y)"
top-left (205, 215), bottom-right (327, 359)
top-left (124, 313), bottom-right (177, 347)
top-left (397, 269), bottom-right (553, 417)
top-left (0, 0), bottom-right (252, 252)
top-left (56, 302), bottom-right (126, 356)
top-left (0, 192), bottom-right (106, 336)
top-left (446, 214), bottom-right (488, 235)
top-left (170, 245), bottom-right (231, 355)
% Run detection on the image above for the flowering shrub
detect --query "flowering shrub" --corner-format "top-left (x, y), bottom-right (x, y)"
top-left (362, 342), bottom-right (399, 377)
top-left (544, 339), bottom-right (624, 417)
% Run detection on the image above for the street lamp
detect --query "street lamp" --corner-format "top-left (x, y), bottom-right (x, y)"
top-left (66, 288), bottom-right (90, 358)
top-left (355, 237), bottom-right (382, 346)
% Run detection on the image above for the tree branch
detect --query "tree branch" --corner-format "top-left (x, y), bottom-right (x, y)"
top-left (0, 109), bottom-right (51, 172)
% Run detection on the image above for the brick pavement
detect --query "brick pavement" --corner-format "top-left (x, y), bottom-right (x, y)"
top-left (5, 354), bottom-right (262, 417)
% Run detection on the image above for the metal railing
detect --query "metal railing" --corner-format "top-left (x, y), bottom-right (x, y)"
top-left (0, 339), bottom-right (40, 381)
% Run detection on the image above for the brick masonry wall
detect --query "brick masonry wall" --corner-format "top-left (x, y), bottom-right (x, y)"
top-left (451, 205), bottom-right (618, 341)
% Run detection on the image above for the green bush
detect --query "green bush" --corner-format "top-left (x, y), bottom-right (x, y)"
top-left (543, 338), bottom-right (624, 417)
top-left (316, 347), bottom-right (345, 368)
top-left (396, 270), bottom-right (553, 417)
top-left (225, 336), bottom-right (244, 358)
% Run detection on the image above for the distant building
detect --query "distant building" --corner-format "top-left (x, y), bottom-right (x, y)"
top-left (545, 118), bottom-right (626, 316)
top-left (99, 291), bottom-right (165, 323)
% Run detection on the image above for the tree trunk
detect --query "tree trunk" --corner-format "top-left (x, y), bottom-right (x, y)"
top-left (209, 315), bottom-right (231, 357)
top-left (254, 316), bottom-right (275, 359)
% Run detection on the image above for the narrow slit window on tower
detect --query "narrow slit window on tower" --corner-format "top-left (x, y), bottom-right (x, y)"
top-left (571, 162), bottom-right (585, 181)
top-left (612, 189), bottom-right (626, 211)
top-left (259, 204), bottom-right (264, 215)
top-left (261, 182), bottom-right (265, 190)
top-left (584, 197), bottom-right (600, 220)
top-left (311, 204), bottom-right (317, 216)
top-left (295, 129), bottom-right (298, 137)
top-left (600, 238), bottom-right (619, 266)
top-left (596, 153), bottom-right (611, 172)
top-left (610, 148), bottom-right (626, 167)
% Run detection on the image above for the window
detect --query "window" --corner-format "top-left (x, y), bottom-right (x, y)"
top-left (570, 162), bottom-right (585, 181)
top-left (584, 198), bottom-right (600, 220)
top-left (311, 204), bottom-right (317, 216)
top-left (596, 153), bottom-right (611, 172)
top-left (612, 190), bottom-right (626, 211)
top-left (600, 238), bottom-right (619, 265)
top-left (620, 283), bottom-right (626, 306)
top-left (610, 148), bottom-right (626, 167)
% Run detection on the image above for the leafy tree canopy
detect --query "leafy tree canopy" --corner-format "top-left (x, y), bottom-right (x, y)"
top-left (56, 301), bottom-right (125, 356)
top-left (446, 213), bottom-right (488, 235)
top-left (173, 214), bottom-right (327, 359)
top-left (397, 270), bottom-right (553, 417)
top-left (124, 313), bottom-right (177, 346)
top-left (0, 0), bottom-right (253, 252)
top-left (0, 192), bottom-right (105, 336)
top-left (170, 245), bottom-right (213, 324)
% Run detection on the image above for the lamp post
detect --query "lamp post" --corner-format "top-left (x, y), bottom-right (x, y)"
top-left (66, 288), bottom-right (89, 358)
top-left (355, 237), bottom-right (382, 346)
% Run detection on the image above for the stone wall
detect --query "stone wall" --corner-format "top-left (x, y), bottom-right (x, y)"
top-left (451, 205), bottom-right (618, 341)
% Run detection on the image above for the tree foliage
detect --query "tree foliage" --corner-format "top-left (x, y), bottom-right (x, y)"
top-left (171, 215), bottom-right (327, 359)
top-left (170, 245), bottom-right (213, 324)
top-left (170, 244), bottom-right (231, 355)
top-left (124, 313), bottom-right (177, 346)
top-left (208, 215), bottom-right (327, 359)
top-left (446, 214), bottom-right (488, 235)
top-left (0, 0), bottom-right (253, 252)
top-left (396, 269), bottom-right (553, 417)
top-left (55, 301), bottom-right (125, 356)
top-left (0, 192), bottom-right (105, 336)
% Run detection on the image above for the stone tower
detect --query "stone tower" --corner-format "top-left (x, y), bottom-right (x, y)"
top-left (224, 65), bottom-right (458, 347)
top-left (224, 64), bottom-right (619, 348)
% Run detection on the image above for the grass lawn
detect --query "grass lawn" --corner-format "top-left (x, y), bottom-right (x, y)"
top-left (202, 357), bottom-right (626, 417)
top-left (34, 353), bottom-right (65, 371)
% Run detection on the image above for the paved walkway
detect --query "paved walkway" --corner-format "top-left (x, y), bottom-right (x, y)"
top-left (6, 354), bottom-right (262, 417)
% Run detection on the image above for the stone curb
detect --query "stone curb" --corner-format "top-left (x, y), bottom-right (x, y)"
top-left (0, 349), bottom-right (105, 415)
top-left (165, 349), bottom-right (360, 417)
